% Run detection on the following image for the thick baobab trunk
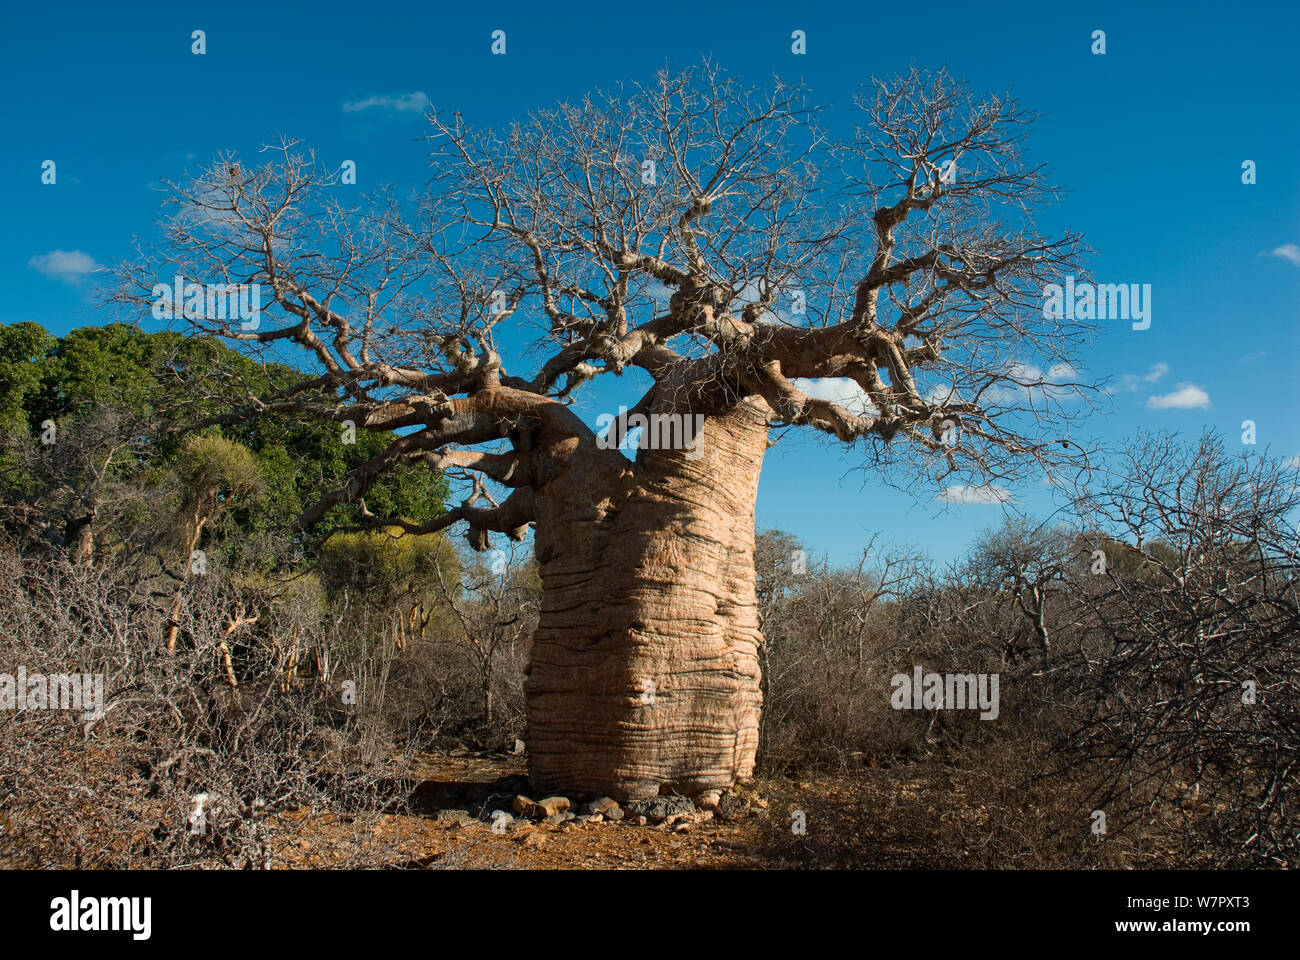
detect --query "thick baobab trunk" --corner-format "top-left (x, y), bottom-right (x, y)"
top-left (525, 400), bottom-right (769, 801)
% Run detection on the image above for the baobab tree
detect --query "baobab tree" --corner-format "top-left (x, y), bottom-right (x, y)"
top-left (112, 64), bottom-right (1097, 801)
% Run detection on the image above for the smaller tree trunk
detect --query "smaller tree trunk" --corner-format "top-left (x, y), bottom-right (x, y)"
top-left (165, 506), bottom-right (208, 652)
top-left (63, 504), bottom-right (97, 567)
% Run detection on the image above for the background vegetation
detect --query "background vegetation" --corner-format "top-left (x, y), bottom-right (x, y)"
top-left (0, 322), bottom-right (1294, 868)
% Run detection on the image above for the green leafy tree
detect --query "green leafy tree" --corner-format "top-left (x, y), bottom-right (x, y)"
top-left (164, 434), bottom-right (266, 650)
top-left (0, 322), bottom-right (449, 561)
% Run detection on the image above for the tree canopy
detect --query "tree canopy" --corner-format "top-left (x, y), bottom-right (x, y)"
top-left (0, 321), bottom-right (450, 553)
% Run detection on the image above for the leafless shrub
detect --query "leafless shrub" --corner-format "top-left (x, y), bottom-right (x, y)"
top-left (756, 532), bottom-right (937, 772)
top-left (752, 431), bottom-right (1298, 867)
top-left (1050, 432), bottom-right (1300, 867)
top-left (0, 548), bottom-right (415, 868)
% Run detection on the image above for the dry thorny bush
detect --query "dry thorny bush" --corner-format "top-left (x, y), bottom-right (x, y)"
top-left (754, 433), bottom-right (1297, 868)
top-left (0, 551), bottom-right (422, 868)
top-left (1049, 434), bottom-right (1300, 867)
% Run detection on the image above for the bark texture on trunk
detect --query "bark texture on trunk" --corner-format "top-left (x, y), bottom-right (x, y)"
top-left (526, 400), bottom-right (769, 801)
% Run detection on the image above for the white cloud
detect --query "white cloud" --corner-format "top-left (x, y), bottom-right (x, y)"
top-left (1266, 244), bottom-right (1300, 267)
top-left (1147, 383), bottom-right (1211, 410)
top-left (937, 484), bottom-right (1011, 504)
top-left (1283, 455), bottom-right (1300, 470)
top-left (1114, 361), bottom-right (1169, 393)
top-left (342, 91), bottom-right (430, 114)
top-left (792, 377), bottom-right (879, 416)
top-left (1143, 361), bottom-right (1169, 382)
top-left (27, 249), bottom-right (102, 282)
top-left (983, 360), bottom-right (1081, 406)
top-left (926, 382), bottom-right (962, 405)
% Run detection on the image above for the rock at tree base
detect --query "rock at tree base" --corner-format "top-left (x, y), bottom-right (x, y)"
top-left (579, 796), bottom-right (620, 817)
top-left (624, 796), bottom-right (695, 824)
top-left (512, 795), bottom-right (542, 818)
top-left (715, 793), bottom-right (753, 821)
top-left (695, 789), bottom-right (723, 812)
top-left (537, 796), bottom-right (571, 817)
top-left (435, 809), bottom-right (474, 824)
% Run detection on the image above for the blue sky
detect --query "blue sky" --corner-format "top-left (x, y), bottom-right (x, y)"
top-left (2, 0), bottom-right (1297, 567)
